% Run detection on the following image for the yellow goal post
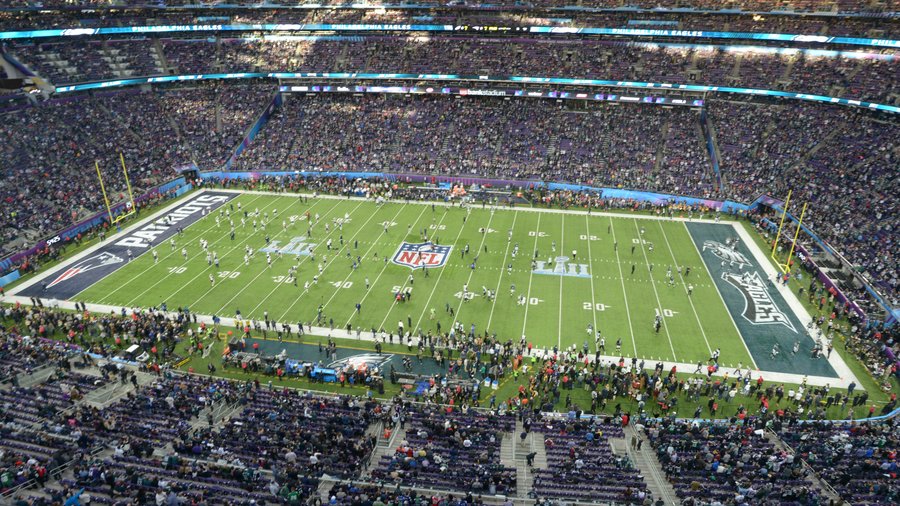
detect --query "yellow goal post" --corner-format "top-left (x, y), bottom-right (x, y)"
top-left (770, 190), bottom-right (808, 274)
top-left (95, 152), bottom-right (137, 226)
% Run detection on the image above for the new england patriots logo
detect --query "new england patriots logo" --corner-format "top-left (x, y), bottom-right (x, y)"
top-left (46, 252), bottom-right (124, 288)
top-left (392, 242), bottom-right (451, 269)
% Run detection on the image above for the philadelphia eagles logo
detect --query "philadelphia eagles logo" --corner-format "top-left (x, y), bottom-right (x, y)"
top-left (328, 353), bottom-right (394, 372)
top-left (703, 240), bottom-right (750, 268)
top-left (721, 271), bottom-right (797, 333)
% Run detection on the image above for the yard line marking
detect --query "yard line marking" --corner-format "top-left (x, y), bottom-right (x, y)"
top-left (557, 214), bottom-right (565, 350)
top-left (377, 207), bottom-right (452, 333)
top-left (412, 207), bottom-right (473, 335)
top-left (318, 203), bottom-right (407, 317)
top-left (608, 217), bottom-right (638, 357)
top-left (119, 194), bottom-right (282, 307)
top-left (485, 210), bottom-right (518, 332)
top-left (656, 221), bottom-right (713, 356)
top-left (212, 198), bottom-right (350, 318)
top-left (90, 193), bottom-right (264, 304)
top-left (681, 221), bottom-right (758, 369)
top-left (342, 204), bottom-right (429, 329)
top-left (584, 215), bottom-right (598, 351)
top-left (272, 200), bottom-right (381, 324)
top-left (632, 219), bottom-right (678, 361)
top-left (156, 195), bottom-right (314, 311)
top-left (520, 213), bottom-right (542, 340)
top-left (447, 209), bottom-right (496, 333)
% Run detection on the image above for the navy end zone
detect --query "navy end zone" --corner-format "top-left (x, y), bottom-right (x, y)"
top-left (687, 222), bottom-right (838, 378)
top-left (17, 191), bottom-right (237, 300)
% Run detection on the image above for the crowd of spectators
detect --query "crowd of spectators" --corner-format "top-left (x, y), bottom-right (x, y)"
top-left (158, 84), bottom-right (274, 169)
top-left (708, 100), bottom-right (900, 297)
top-left (646, 418), bottom-right (830, 505)
top-left (776, 419), bottom-right (900, 505)
top-left (0, 84), bottom-right (273, 258)
top-left (8, 34), bottom-right (899, 104)
top-left (1, 0), bottom-right (897, 16)
top-left (532, 417), bottom-right (647, 503)
top-left (2, 5), bottom-right (897, 38)
top-left (372, 402), bottom-right (517, 494)
top-left (0, 327), bottom-right (78, 383)
top-left (0, 291), bottom-right (894, 505)
top-left (233, 94), bottom-right (717, 195)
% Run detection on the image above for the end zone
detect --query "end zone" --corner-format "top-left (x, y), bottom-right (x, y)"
top-left (12, 191), bottom-right (237, 300)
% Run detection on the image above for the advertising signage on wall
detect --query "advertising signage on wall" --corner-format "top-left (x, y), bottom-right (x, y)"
top-left (54, 72), bottom-right (900, 114)
top-left (1, 23), bottom-right (896, 49)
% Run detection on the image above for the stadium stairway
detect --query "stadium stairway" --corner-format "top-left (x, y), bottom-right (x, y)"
top-left (153, 38), bottom-right (172, 75)
top-left (503, 420), bottom-right (548, 499)
top-left (362, 422), bottom-right (405, 478)
top-left (82, 367), bottom-right (156, 409)
top-left (15, 363), bottom-right (58, 388)
top-left (626, 425), bottom-right (679, 506)
top-left (653, 120), bottom-right (670, 174)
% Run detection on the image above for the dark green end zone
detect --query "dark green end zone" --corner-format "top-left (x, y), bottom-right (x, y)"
top-left (686, 222), bottom-right (837, 378)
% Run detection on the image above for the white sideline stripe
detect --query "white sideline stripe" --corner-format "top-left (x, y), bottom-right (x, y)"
top-left (11, 187), bottom-right (854, 387)
top-left (207, 188), bottom-right (737, 223)
top-left (2, 294), bottom-right (859, 390)
top-left (731, 222), bottom-right (861, 387)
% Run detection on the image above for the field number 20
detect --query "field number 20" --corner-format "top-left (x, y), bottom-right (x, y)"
top-left (583, 302), bottom-right (609, 311)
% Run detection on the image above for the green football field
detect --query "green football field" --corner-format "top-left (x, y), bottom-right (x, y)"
top-left (74, 191), bottom-right (760, 368)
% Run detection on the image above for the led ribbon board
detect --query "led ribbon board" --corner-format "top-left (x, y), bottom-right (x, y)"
top-left (54, 73), bottom-right (900, 114)
top-left (0, 24), bottom-right (897, 48)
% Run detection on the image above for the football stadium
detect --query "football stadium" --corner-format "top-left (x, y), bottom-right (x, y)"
top-left (0, 2), bottom-right (898, 506)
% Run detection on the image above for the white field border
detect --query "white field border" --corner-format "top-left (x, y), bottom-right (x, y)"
top-left (5, 187), bottom-right (859, 388)
top-left (731, 222), bottom-right (860, 388)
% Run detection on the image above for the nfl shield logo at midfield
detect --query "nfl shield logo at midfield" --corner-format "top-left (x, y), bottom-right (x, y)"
top-left (392, 242), bottom-right (452, 269)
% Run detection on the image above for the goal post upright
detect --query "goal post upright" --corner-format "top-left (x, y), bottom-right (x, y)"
top-left (115, 152), bottom-right (137, 224)
top-left (785, 202), bottom-right (808, 274)
top-left (95, 160), bottom-right (115, 225)
top-left (95, 153), bottom-right (138, 226)
top-left (770, 189), bottom-right (792, 273)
